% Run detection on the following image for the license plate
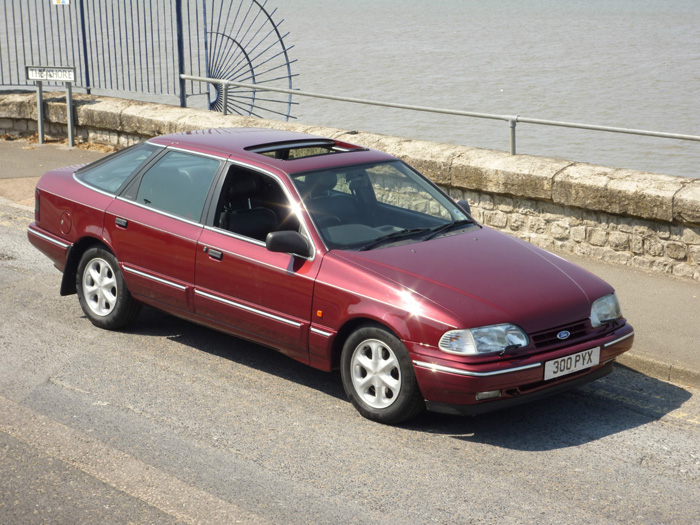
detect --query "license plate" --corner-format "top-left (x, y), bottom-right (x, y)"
top-left (544, 347), bottom-right (600, 380)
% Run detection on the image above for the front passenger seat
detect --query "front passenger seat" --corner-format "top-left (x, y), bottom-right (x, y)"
top-left (219, 174), bottom-right (279, 241)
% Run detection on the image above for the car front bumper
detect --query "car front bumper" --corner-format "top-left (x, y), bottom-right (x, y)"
top-left (408, 324), bottom-right (634, 416)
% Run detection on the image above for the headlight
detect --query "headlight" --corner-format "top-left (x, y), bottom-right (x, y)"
top-left (438, 324), bottom-right (529, 355)
top-left (590, 293), bottom-right (622, 327)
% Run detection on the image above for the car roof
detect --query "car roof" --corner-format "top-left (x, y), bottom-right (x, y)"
top-left (147, 127), bottom-right (394, 173)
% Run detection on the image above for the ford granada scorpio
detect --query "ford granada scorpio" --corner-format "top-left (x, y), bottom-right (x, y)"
top-left (28, 128), bottom-right (634, 424)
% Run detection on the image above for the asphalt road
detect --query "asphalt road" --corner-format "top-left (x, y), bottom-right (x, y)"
top-left (1, 199), bottom-right (700, 523)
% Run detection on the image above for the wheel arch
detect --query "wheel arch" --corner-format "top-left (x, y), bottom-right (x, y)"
top-left (331, 317), bottom-right (400, 370)
top-left (60, 237), bottom-right (114, 296)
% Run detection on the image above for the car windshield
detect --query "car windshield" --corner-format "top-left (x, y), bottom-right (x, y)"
top-left (291, 160), bottom-right (473, 250)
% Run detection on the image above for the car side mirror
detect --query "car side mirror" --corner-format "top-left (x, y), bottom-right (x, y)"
top-left (266, 230), bottom-right (312, 258)
top-left (457, 198), bottom-right (472, 215)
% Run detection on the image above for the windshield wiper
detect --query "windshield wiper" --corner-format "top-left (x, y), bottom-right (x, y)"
top-left (423, 219), bottom-right (475, 241)
top-left (358, 228), bottom-right (432, 251)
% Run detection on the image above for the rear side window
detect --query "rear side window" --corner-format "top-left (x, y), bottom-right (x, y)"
top-left (135, 151), bottom-right (220, 222)
top-left (77, 143), bottom-right (159, 193)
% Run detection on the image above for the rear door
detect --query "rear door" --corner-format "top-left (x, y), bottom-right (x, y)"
top-left (105, 150), bottom-right (222, 313)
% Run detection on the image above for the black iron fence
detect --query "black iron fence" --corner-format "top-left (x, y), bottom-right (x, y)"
top-left (0, 0), bottom-right (296, 119)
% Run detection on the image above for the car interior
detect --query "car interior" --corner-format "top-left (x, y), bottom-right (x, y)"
top-left (215, 167), bottom-right (300, 242)
top-left (214, 161), bottom-right (459, 250)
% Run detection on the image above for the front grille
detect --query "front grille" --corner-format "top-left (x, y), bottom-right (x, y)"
top-left (531, 320), bottom-right (590, 349)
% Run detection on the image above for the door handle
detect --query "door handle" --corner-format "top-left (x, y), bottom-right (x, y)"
top-left (115, 217), bottom-right (128, 228)
top-left (208, 248), bottom-right (223, 261)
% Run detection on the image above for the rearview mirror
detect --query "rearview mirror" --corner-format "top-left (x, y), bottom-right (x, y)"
top-left (266, 230), bottom-right (312, 258)
top-left (457, 198), bottom-right (472, 215)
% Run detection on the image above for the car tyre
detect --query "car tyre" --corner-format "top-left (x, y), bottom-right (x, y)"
top-left (76, 246), bottom-right (141, 330)
top-left (340, 325), bottom-right (425, 424)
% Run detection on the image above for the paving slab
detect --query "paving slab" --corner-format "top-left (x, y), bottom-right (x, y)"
top-left (0, 137), bottom-right (110, 178)
top-left (0, 138), bottom-right (109, 206)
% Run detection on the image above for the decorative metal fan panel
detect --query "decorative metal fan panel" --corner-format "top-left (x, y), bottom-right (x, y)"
top-left (206, 0), bottom-right (296, 120)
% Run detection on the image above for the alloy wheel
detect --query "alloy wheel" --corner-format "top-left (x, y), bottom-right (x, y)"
top-left (350, 338), bottom-right (402, 409)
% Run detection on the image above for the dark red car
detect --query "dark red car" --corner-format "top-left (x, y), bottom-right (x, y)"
top-left (28, 128), bottom-right (634, 424)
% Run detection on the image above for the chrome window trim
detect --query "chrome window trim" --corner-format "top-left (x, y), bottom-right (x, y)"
top-left (73, 142), bottom-right (166, 196)
top-left (204, 223), bottom-right (316, 262)
top-left (203, 225), bottom-right (266, 247)
top-left (115, 196), bottom-right (204, 227)
top-left (27, 227), bottom-right (71, 249)
top-left (310, 327), bottom-right (333, 337)
top-left (602, 331), bottom-right (634, 348)
top-left (412, 360), bottom-right (542, 377)
top-left (73, 173), bottom-right (119, 198)
top-left (199, 229), bottom-right (316, 281)
top-left (122, 266), bottom-right (187, 291)
top-left (195, 289), bottom-right (303, 328)
top-left (166, 146), bottom-right (228, 162)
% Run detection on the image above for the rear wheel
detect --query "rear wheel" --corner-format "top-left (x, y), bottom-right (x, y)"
top-left (340, 326), bottom-right (425, 424)
top-left (76, 247), bottom-right (140, 330)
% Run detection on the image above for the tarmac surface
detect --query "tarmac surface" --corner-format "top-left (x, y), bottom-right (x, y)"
top-left (1, 137), bottom-right (699, 389)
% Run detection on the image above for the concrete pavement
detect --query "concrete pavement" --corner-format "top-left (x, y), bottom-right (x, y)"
top-left (0, 137), bottom-right (110, 206)
top-left (1, 138), bottom-right (699, 388)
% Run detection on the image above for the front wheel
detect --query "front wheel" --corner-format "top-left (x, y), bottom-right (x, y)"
top-left (76, 246), bottom-right (141, 330)
top-left (340, 326), bottom-right (425, 424)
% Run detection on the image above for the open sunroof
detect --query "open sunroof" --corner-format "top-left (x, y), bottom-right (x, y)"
top-left (245, 139), bottom-right (366, 160)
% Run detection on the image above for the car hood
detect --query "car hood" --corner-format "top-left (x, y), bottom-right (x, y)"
top-left (331, 227), bottom-right (613, 333)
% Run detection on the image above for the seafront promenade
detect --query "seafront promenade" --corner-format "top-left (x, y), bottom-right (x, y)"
top-left (1, 137), bottom-right (698, 389)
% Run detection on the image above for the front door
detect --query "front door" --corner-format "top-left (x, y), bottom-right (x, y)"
top-left (194, 164), bottom-right (321, 362)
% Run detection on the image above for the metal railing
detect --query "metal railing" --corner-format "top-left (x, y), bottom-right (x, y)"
top-left (1, 1), bottom-right (296, 120)
top-left (181, 74), bottom-right (700, 155)
top-left (1, 1), bottom-right (206, 99)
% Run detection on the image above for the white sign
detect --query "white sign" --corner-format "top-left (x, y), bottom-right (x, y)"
top-left (26, 66), bottom-right (76, 83)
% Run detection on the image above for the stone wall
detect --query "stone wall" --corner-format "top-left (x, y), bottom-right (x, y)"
top-left (1, 91), bottom-right (699, 281)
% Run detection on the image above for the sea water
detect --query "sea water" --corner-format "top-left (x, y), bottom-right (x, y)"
top-left (279, 0), bottom-right (700, 178)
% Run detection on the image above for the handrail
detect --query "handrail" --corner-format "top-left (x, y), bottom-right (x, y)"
top-left (180, 74), bottom-right (700, 155)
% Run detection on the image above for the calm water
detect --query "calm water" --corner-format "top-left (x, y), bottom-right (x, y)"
top-left (4, 1), bottom-right (697, 178)
top-left (276, 0), bottom-right (700, 178)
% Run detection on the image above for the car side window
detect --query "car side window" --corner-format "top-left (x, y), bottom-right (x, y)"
top-left (135, 151), bottom-right (220, 222)
top-left (77, 143), bottom-right (159, 194)
top-left (215, 166), bottom-right (300, 242)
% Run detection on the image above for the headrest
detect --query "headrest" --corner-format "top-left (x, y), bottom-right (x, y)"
top-left (348, 170), bottom-right (370, 190)
top-left (229, 174), bottom-right (258, 195)
top-left (309, 172), bottom-right (337, 196)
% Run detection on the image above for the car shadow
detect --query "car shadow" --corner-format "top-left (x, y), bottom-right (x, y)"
top-left (122, 307), bottom-right (692, 451)
top-left (401, 366), bottom-right (692, 450)
top-left (121, 306), bottom-right (348, 401)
